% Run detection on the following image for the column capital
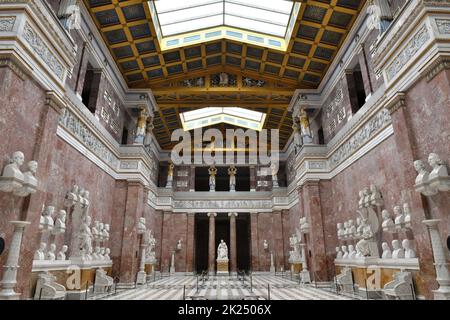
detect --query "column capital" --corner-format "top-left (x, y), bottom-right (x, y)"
top-left (207, 212), bottom-right (217, 217)
top-left (385, 92), bottom-right (406, 115)
top-left (228, 212), bottom-right (238, 217)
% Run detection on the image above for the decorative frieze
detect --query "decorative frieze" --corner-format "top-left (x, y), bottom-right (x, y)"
top-left (436, 19), bottom-right (450, 34)
top-left (329, 109), bottom-right (391, 169)
top-left (172, 199), bottom-right (273, 210)
top-left (59, 108), bottom-right (119, 169)
top-left (308, 161), bottom-right (327, 170)
top-left (120, 161), bottom-right (139, 170)
top-left (385, 24), bottom-right (430, 81)
top-left (176, 181), bottom-right (188, 188)
top-left (22, 22), bottom-right (64, 80)
top-left (0, 17), bottom-right (15, 31)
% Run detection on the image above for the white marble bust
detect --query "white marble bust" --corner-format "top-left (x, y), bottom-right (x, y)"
top-left (91, 220), bottom-right (100, 240)
top-left (263, 240), bottom-right (269, 250)
top-left (402, 239), bottom-right (416, 258)
top-left (337, 223), bottom-right (344, 239)
top-left (46, 243), bottom-right (56, 260)
top-left (348, 245), bottom-right (357, 259)
top-left (0, 151), bottom-right (25, 193)
top-left (14, 160), bottom-right (38, 196)
top-left (393, 206), bottom-right (404, 228)
top-left (428, 153), bottom-right (449, 191)
top-left (392, 240), bottom-right (405, 259)
top-left (103, 224), bottom-right (110, 241)
top-left (381, 242), bottom-right (392, 259)
top-left (54, 210), bottom-right (66, 234)
top-left (381, 209), bottom-right (394, 231)
top-left (403, 203), bottom-right (411, 228)
top-left (336, 246), bottom-right (343, 259)
top-left (343, 221), bottom-right (349, 239)
top-left (34, 242), bottom-right (46, 260)
top-left (414, 160), bottom-right (429, 185)
top-left (369, 184), bottom-right (383, 206)
top-left (358, 190), bottom-right (365, 208)
top-left (104, 248), bottom-right (111, 260)
top-left (93, 246), bottom-right (101, 260)
top-left (57, 245), bottom-right (68, 260)
top-left (341, 245), bottom-right (349, 259)
top-left (64, 184), bottom-right (79, 207)
top-left (40, 206), bottom-right (55, 231)
top-left (99, 247), bottom-right (105, 260)
top-left (348, 220), bottom-right (357, 238)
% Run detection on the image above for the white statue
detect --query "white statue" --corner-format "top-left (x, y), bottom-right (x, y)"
top-left (217, 239), bottom-right (228, 260)
top-left (102, 224), bottom-right (110, 242)
top-left (299, 108), bottom-right (313, 144)
top-left (271, 162), bottom-right (279, 188)
top-left (64, 185), bottom-right (79, 207)
top-left (403, 203), bottom-right (412, 228)
top-left (348, 220), bottom-right (356, 238)
top-left (362, 187), bottom-right (371, 207)
top-left (14, 160), bottom-right (38, 196)
top-left (393, 206), bottom-right (404, 228)
top-left (381, 242), bottom-right (392, 259)
top-left (79, 215), bottom-right (93, 260)
top-left (358, 190), bottom-right (365, 209)
top-left (369, 184), bottom-right (383, 207)
top-left (355, 217), bottom-right (374, 257)
top-left (292, 121), bottom-right (302, 154)
top-left (176, 239), bottom-right (182, 251)
top-left (137, 217), bottom-right (146, 234)
top-left (381, 209), bottom-right (395, 231)
top-left (263, 240), bottom-right (269, 250)
top-left (228, 165), bottom-right (237, 192)
top-left (46, 243), bottom-right (56, 261)
top-left (53, 210), bottom-right (67, 234)
top-left (57, 245), bottom-right (68, 261)
top-left (91, 220), bottom-right (100, 242)
top-left (104, 248), bottom-right (111, 260)
top-left (208, 165), bottom-right (217, 192)
top-left (0, 151), bottom-right (25, 193)
top-left (336, 246), bottom-right (343, 259)
top-left (355, 217), bottom-right (363, 238)
top-left (99, 248), bottom-right (106, 260)
top-left (348, 245), bottom-right (357, 259)
top-left (341, 245), bottom-right (349, 259)
top-left (391, 240), bottom-right (405, 259)
top-left (219, 72), bottom-right (229, 86)
top-left (414, 160), bottom-right (429, 186)
top-left (343, 221), bottom-right (349, 239)
top-left (166, 163), bottom-right (174, 188)
top-left (34, 242), bottom-right (46, 260)
top-left (144, 230), bottom-right (156, 263)
top-left (402, 239), bottom-right (416, 259)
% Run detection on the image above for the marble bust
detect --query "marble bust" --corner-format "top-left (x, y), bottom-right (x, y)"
top-left (392, 240), bottom-right (405, 259)
top-left (64, 184), bottom-right (79, 207)
top-left (46, 243), bottom-right (56, 260)
top-left (0, 151), bottom-right (25, 193)
top-left (57, 245), bottom-right (68, 260)
top-left (428, 153), bottom-right (449, 192)
top-left (104, 248), bottom-right (111, 260)
top-left (34, 242), bottom-right (46, 260)
top-left (358, 190), bottom-right (365, 208)
top-left (91, 221), bottom-right (100, 241)
top-left (176, 239), bottom-right (182, 251)
top-left (414, 160), bottom-right (429, 185)
top-left (381, 209), bottom-right (395, 231)
top-left (381, 242), bottom-right (392, 259)
top-left (99, 247), bottom-right (105, 259)
top-left (103, 224), bottom-right (110, 241)
top-left (403, 203), bottom-right (412, 228)
top-left (369, 184), bottom-right (383, 207)
top-left (336, 246), bottom-right (343, 259)
top-left (337, 223), bottom-right (344, 239)
top-left (263, 240), bottom-right (269, 250)
top-left (14, 160), bottom-right (38, 196)
top-left (402, 239), bottom-right (416, 258)
top-left (53, 210), bottom-right (67, 234)
top-left (343, 221), bottom-right (349, 239)
top-left (348, 245), bottom-right (357, 259)
top-left (393, 206), bottom-right (404, 228)
top-left (347, 220), bottom-right (357, 238)
top-left (341, 245), bottom-right (349, 259)
top-left (40, 206), bottom-right (55, 231)
top-left (93, 246), bottom-right (101, 260)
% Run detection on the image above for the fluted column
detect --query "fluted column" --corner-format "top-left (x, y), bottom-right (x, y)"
top-left (208, 213), bottom-right (217, 274)
top-left (0, 221), bottom-right (30, 300)
top-left (228, 212), bottom-right (238, 272)
top-left (423, 219), bottom-right (450, 300)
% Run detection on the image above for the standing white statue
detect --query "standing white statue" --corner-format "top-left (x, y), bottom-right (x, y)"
top-left (208, 165), bottom-right (217, 192)
top-left (271, 162), bottom-right (279, 188)
top-left (134, 107), bottom-right (149, 144)
top-left (299, 108), bottom-right (313, 144)
top-left (166, 163), bottom-right (174, 188)
top-left (292, 120), bottom-right (302, 154)
top-left (228, 165), bottom-right (237, 192)
top-left (217, 240), bottom-right (228, 260)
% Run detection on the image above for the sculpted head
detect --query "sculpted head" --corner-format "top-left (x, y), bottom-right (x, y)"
top-left (337, 222), bottom-right (342, 229)
top-left (392, 239), bottom-right (400, 249)
top-left (428, 153), bottom-right (442, 168)
top-left (370, 184), bottom-right (377, 193)
top-left (413, 160), bottom-right (425, 173)
top-left (348, 245), bottom-right (354, 251)
top-left (402, 239), bottom-right (411, 249)
top-left (348, 219), bottom-right (354, 226)
top-left (105, 248), bottom-right (110, 254)
top-left (403, 203), bottom-right (410, 213)
top-left (61, 245), bottom-right (68, 253)
top-left (85, 215), bottom-right (92, 226)
top-left (341, 245), bottom-right (347, 252)
top-left (50, 243), bottom-right (56, 252)
top-left (59, 210), bottom-right (66, 222)
top-left (72, 185), bottom-right (79, 193)
top-left (12, 151), bottom-right (25, 166)
top-left (336, 247), bottom-right (340, 252)
top-left (40, 242), bottom-right (46, 250)
top-left (393, 206), bottom-right (402, 216)
top-left (382, 209), bottom-right (390, 219)
top-left (382, 242), bottom-right (389, 251)
top-left (45, 206), bottom-right (55, 216)
top-left (27, 161), bottom-right (38, 174)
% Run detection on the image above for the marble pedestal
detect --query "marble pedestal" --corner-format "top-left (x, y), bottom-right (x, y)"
top-left (136, 271), bottom-right (147, 284)
top-left (217, 259), bottom-right (229, 274)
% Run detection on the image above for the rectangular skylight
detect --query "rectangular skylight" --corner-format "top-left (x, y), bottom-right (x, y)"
top-left (180, 107), bottom-right (266, 131)
top-left (153, 0), bottom-right (294, 37)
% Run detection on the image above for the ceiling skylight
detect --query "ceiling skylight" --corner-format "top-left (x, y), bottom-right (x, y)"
top-left (153, 0), bottom-right (295, 38)
top-left (180, 107), bottom-right (266, 131)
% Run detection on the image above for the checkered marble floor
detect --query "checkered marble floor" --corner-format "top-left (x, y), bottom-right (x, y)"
top-left (102, 274), bottom-right (357, 300)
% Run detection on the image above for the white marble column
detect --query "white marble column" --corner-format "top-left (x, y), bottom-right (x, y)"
top-left (300, 243), bottom-right (311, 283)
top-left (0, 221), bottom-right (31, 300)
top-left (208, 212), bottom-right (217, 274)
top-left (423, 219), bottom-right (450, 300)
top-left (136, 244), bottom-right (147, 284)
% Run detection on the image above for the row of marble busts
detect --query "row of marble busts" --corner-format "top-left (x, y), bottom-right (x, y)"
top-left (64, 185), bottom-right (90, 208)
top-left (381, 239), bottom-right (416, 259)
top-left (337, 219), bottom-right (363, 241)
top-left (358, 185), bottom-right (383, 209)
top-left (91, 220), bottom-right (110, 243)
top-left (381, 203), bottom-right (412, 232)
top-left (336, 245), bottom-right (359, 259)
top-left (39, 206), bottom-right (66, 235)
top-left (0, 151), bottom-right (38, 197)
top-left (414, 152), bottom-right (449, 196)
top-left (34, 243), bottom-right (68, 261)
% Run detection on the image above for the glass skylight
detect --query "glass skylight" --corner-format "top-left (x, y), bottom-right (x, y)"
top-left (153, 0), bottom-right (294, 38)
top-left (180, 107), bottom-right (266, 131)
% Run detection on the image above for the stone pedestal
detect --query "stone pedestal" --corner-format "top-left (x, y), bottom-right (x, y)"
top-left (290, 262), bottom-right (302, 274)
top-left (217, 259), bottom-right (229, 274)
top-left (0, 221), bottom-right (31, 300)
